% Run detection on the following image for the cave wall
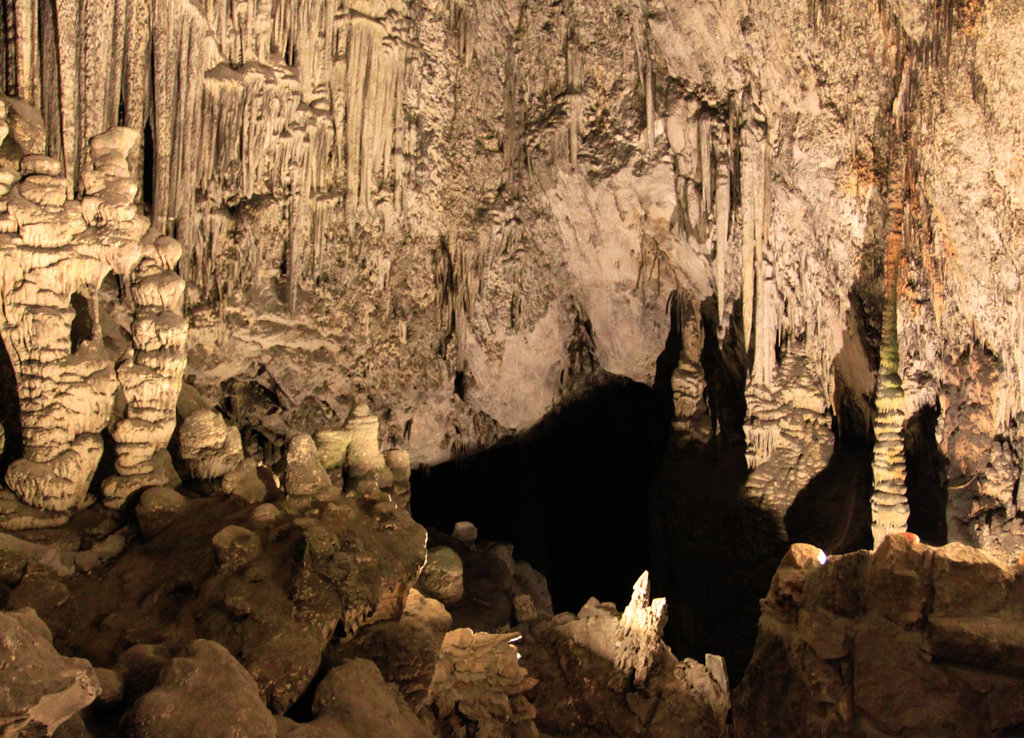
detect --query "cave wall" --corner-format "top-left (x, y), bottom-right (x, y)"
top-left (0, 0), bottom-right (1022, 555)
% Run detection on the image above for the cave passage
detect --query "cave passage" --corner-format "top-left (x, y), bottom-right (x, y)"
top-left (411, 378), bottom-right (671, 613)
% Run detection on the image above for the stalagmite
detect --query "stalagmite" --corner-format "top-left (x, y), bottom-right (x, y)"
top-left (614, 571), bottom-right (667, 687)
top-left (670, 298), bottom-right (711, 441)
top-left (870, 140), bottom-right (910, 548)
top-left (0, 115), bottom-right (185, 518)
top-left (744, 345), bottom-right (834, 534)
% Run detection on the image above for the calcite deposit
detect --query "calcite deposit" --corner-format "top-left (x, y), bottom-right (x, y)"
top-left (0, 0), bottom-right (1017, 561)
top-left (0, 110), bottom-right (185, 517)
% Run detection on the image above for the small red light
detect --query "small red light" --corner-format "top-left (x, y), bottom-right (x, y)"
top-left (902, 532), bottom-right (920, 544)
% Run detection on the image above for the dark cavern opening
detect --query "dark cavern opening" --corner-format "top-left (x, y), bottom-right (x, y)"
top-left (410, 376), bottom-right (669, 615)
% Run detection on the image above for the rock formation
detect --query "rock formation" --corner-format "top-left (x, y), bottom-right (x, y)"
top-left (0, 107), bottom-right (185, 519)
top-left (0, 0), bottom-right (1023, 734)
top-left (0, 0), bottom-right (1019, 561)
top-left (122, 639), bottom-right (277, 738)
top-left (734, 536), bottom-right (1024, 736)
top-left (0, 607), bottom-right (100, 736)
top-left (614, 570), bottom-right (668, 687)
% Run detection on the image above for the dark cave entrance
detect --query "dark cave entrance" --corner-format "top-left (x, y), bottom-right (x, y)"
top-left (410, 376), bottom-right (671, 613)
top-left (410, 299), bottom-right (891, 686)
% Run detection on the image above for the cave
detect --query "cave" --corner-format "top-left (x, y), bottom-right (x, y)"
top-left (412, 377), bottom-right (668, 614)
top-left (0, 1), bottom-right (1023, 736)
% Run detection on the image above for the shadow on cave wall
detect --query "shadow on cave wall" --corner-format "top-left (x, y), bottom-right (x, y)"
top-left (0, 333), bottom-right (21, 472)
top-left (647, 301), bottom-right (793, 684)
top-left (905, 402), bottom-right (948, 545)
top-left (411, 376), bottom-right (671, 612)
top-left (647, 435), bottom-right (782, 686)
top-left (785, 439), bottom-right (874, 554)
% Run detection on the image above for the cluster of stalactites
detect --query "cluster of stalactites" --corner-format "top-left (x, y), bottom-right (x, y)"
top-left (0, 99), bottom-right (185, 516)
top-left (0, 0), bottom-right (412, 307)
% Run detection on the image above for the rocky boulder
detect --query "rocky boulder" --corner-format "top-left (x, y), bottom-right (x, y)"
top-left (14, 490), bottom-right (427, 713)
top-left (178, 410), bottom-right (244, 480)
top-left (135, 487), bottom-right (189, 539)
top-left (416, 546), bottom-right (464, 605)
top-left (733, 535), bottom-right (1024, 737)
top-left (0, 608), bottom-right (100, 736)
top-left (121, 639), bottom-right (276, 737)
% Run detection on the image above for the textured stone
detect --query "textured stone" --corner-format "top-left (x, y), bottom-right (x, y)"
top-left (123, 640), bottom-right (276, 738)
top-left (221, 458), bottom-right (267, 504)
top-left (178, 410), bottom-right (244, 480)
top-left (427, 628), bottom-right (538, 736)
top-left (135, 486), bottom-right (188, 539)
top-left (416, 546), bottom-right (464, 605)
top-left (312, 659), bottom-right (432, 738)
top-left (284, 433), bottom-right (332, 498)
top-left (0, 608), bottom-right (99, 736)
top-left (211, 525), bottom-right (262, 573)
top-left (734, 538), bottom-right (1024, 737)
top-left (0, 116), bottom-right (184, 514)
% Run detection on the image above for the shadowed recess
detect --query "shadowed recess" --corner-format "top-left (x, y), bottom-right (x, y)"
top-left (411, 378), bottom-right (671, 612)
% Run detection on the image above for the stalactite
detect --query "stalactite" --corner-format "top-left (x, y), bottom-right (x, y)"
top-left (340, 8), bottom-right (407, 222)
top-left (565, 27), bottom-right (582, 171)
top-left (629, 0), bottom-right (654, 153)
top-left (713, 129), bottom-right (730, 335)
top-left (699, 116), bottom-right (712, 217)
top-left (739, 99), bottom-right (766, 356)
top-left (13, 0), bottom-right (37, 105)
top-left (2, 0), bottom-right (412, 310)
top-left (751, 135), bottom-right (774, 389)
top-left (500, 40), bottom-right (522, 199)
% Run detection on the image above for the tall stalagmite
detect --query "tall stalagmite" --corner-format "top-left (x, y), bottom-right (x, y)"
top-left (870, 138), bottom-right (909, 548)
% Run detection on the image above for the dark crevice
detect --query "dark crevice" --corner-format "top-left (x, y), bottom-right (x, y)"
top-left (905, 402), bottom-right (948, 545)
top-left (649, 435), bottom-right (777, 686)
top-left (784, 439), bottom-right (874, 554)
top-left (142, 120), bottom-right (155, 211)
top-left (70, 291), bottom-right (94, 352)
top-left (411, 374), bottom-right (672, 613)
top-left (0, 332), bottom-right (22, 472)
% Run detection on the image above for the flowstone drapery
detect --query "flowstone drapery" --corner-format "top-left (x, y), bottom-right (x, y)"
top-left (0, 103), bottom-right (185, 520)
